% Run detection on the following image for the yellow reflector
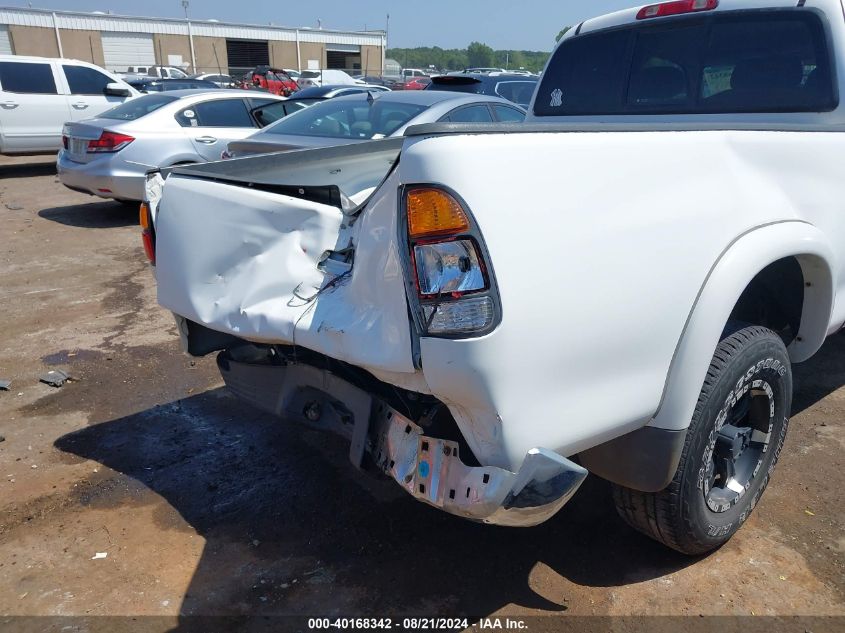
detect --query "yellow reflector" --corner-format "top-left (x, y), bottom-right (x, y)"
top-left (139, 202), bottom-right (150, 230)
top-left (407, 188), bottom-right (469, 238)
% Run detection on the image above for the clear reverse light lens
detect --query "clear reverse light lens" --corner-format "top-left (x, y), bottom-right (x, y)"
top-left (424, 296), bottom-right (495, 334)
top-left (414, 240), bottom-right (485, 296)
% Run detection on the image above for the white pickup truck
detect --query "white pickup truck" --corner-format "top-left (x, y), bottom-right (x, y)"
top-left (144, 0), bottom-right (844, 554)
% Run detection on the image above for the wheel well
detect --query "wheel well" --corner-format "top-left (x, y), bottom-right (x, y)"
top-left (728, 257), bottom-right (804, 346)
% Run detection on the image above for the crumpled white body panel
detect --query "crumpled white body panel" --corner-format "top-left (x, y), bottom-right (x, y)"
top-left (155, 172), bottom-right (417, 375)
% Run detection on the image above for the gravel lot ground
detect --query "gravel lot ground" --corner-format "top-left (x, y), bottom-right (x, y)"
top-left (0, 155), bottom-right (842, 631)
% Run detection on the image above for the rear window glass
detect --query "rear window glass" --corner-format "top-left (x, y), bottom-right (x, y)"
top-left (0, 61), bottom-right (57, 94)
top-left (535, 10), bottom-right (836, 115)
top-left (493, 80), bottom-right (538, 107)
top-left (260, 98), bottom-right (426, 139)
top-left (100, 94), bottom-right (178, 120)
top-left (176, 98), bottom-right (253, 127)
top-left (427, 77), bottom-right (484, 95)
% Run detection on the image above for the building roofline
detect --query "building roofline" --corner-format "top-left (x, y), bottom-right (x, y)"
top-left (0, 5), bottom-right (386, 39)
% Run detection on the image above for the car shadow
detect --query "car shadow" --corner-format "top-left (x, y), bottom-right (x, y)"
top-left (39, 200), bottom-right (139, 229)
top-left (52, 333), bottom-right (845, 622)
top-left (0, 160), bottom-right (56, 179)
top-left (54, 386), bottom-right (698, 622)
top-left (791, 330), bottom-right (845, 416)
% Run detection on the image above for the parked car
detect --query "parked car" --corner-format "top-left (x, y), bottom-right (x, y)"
top-left (462, 67), bottom-right (506, 75)
top-left (400, 68), bottom-right (430, 80)
top-left (0, 55), bottom-right (139, 154)
top-left (399, 77), bottom-right (432, 91)
top-left (359, 75), bottom-right (398, 88)
top-left (127, 78), bottom-right (220, 93)
top-left (224, 91), bottom-right (525, 157)
top-left (427, 73), bottom-right (539, 108)
top-left (145, 0), bottom-right (845, 554)
top-left (119, 65), bottom-right (188, 81)
top-left (190, 73), bottom-right (238, 88)
top-left (241, 85), bottom-right (393, 135)
top-left (240, 66), bottom-right (298, 96)
top-left (288, 84), bottom-right (390, 99)
top-left (57, 91), bottom-right (286, 202)
top-left (296, 69), bottom-right (359, 89)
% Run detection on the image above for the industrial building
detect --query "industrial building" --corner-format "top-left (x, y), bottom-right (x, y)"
top-left (0, 6), bottom-right (386, 76)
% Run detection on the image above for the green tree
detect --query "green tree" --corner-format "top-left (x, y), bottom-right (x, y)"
top-left (556, 26), bottom-right (572, 42)
top-left (467, 41), bottom-right (495, 68)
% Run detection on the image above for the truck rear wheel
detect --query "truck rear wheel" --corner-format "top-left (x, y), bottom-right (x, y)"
top-left (612, 324), bottom-right (792, 555)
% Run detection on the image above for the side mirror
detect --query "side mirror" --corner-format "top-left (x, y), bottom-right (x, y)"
top-left (104, 82), bottom-right (131, 97)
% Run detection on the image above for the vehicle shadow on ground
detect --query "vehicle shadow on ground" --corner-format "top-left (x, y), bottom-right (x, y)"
top-left (53, 333), bottom-right (845, 621)
top-left (54, 390), bottom-right (696, 621)
top-left (0, 161), bottom-right (56, 179)
top-left (39, 200), bottom-right (138, 229)
top-left (791, 330), bottom-right (845, 416)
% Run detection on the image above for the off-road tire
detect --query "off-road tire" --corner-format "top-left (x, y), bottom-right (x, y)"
top-left (612, 324), bottom-right (792, 555)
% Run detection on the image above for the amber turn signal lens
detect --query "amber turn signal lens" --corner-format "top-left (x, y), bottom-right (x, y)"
top-left (139, 202), bottom-right (150, 230)
top-left (407, 188), bottom-right (469, 238)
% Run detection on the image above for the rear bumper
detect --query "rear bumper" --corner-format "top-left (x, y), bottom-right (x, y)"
top-left (217, 353), bottom-right (587, 527)
top-left (57, 150), bottom-right (146, 201)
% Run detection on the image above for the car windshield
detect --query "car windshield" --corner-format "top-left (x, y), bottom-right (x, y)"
top-left (259, 98), bottom-right (427, 139)
top-left (300, 71), bottom-right (321, 79)
top-left (99, 94), bottom-right (179, 120)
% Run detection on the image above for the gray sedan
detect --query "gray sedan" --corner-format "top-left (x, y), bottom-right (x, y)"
top-left (57, 90), bottom-right (286, 202)
top-left (225, 91), bottom-right (526, 158)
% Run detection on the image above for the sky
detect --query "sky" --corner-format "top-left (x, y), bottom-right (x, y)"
top-left (14, 0), bottom-right (639, 51)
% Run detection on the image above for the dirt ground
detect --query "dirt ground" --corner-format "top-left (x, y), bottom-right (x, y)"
top-left (0, 155), bottom-right (842, 631)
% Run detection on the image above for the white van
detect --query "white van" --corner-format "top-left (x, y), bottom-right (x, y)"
top-left (0, 56), bottom-right (139, 154)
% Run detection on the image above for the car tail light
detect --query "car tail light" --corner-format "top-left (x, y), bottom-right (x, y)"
top-left (139, 201), bottom-right (155, 265)
top-left (403, 186), bottom-right (499, 337)
top-left (62, 135), bottom-right (68, 150)
top-left (87, 131), bottom-right (135, 153)
top-left (637, 0), bottom-right (718, 19)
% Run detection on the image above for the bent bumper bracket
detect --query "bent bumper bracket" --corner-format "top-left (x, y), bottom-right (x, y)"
top-left (218, 353), bottom-right (587, 527)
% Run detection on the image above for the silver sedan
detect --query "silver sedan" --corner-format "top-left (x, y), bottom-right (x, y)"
top-left (225, 91), bottom-right (526, 158)
top-left (57, 90), bottom-right (287, 202)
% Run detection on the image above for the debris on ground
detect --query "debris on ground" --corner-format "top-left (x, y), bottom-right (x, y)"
top-left (38, 369), bottom-right (71, 388)
top-left (91, 552), bottom-right (108, 560)
top-left (0, 379), bottom-right (11, 391)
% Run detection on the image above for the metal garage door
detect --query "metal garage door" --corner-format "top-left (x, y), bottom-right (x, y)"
top-left (225, 40), bottom-right (269, 74)
top-left (101, 32), bottom-right (155, 72)
top-left (0, 26), bottom-right (12, 55)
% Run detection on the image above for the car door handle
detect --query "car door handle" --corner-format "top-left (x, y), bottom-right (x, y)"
top-left (195, 136), bottom-right (217, 144)
top-left (71, 102), bottom-right (89, 110)
top-left (0, 101), bottom-right (19, 109)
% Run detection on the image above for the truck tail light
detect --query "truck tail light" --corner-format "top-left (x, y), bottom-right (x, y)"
top-left (62, 135), bottom-right (68, 150)
top-left (139, 201), bottom-right (155, 265)
top-left (636, 0), bottom-right (718, 20)
top-left (87, 130), bottom-right (135, 153)
top-left (404, 186), bottom-right (499, 337)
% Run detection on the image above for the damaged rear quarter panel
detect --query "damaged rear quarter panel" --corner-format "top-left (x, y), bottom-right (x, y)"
top-left (155, 169), bottom-right (419, 377)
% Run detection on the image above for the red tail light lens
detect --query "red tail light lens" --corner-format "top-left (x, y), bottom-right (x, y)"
top-left (87, 131), bottom-right (135, 153)
top-left (637, 0), bottom-right (718, 19)
top-left (141, 230), bottom-right (155, 264)
top-left (62, 135), bottom-right (68, 149)
top-left (139, 202), bottom-right (155, 265)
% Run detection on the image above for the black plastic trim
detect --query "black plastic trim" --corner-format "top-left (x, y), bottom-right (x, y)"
top-left (578, 426), bottom-right (687, 492)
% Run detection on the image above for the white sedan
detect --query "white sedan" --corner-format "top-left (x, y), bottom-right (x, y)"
top-left (57, 91), bottom-right (286, 203)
